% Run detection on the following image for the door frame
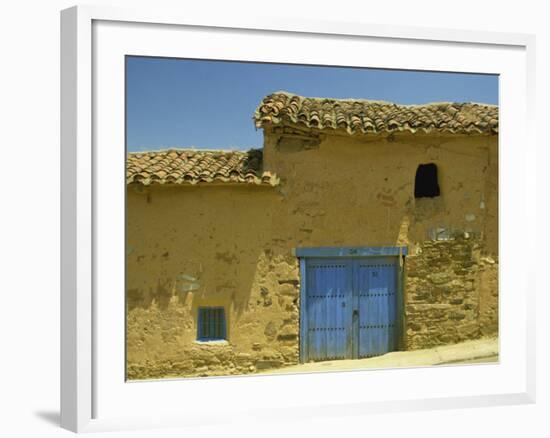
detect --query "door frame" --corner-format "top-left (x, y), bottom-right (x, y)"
top-left (296, 246), bottom-right (408, 363)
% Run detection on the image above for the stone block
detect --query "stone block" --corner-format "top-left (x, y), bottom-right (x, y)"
top-left (255, 359), bottom-right (284, 370)
top-left (457, 322), bottom-right (480, 338)
top-left (429, 273), bottom-right (451, 285)
top-left (277, 333), bottom-right (298, 342)
top-left (278, 324), bottom-right (298, 338)
top-left (278, 283), bottom-right (298, 297)
top-left (449, 311), bottom-right (466, 321)
top-left (273, 261), bottom-right (298, 281)
top-left (264, 321), bottom-right (278, 340)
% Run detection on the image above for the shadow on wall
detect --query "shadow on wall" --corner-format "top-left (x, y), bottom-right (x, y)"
top-left (126, 249), bottom-right (265, 322)
top-left (125, 185), bottom-right (282, 334)
top-left (125, 175), bottom-right (456, 316)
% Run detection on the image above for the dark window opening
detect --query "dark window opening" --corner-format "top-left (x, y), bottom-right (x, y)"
top-left (414, 163), bottom-right (440, 198)
top-left (197, 307), bottom-right (226, 341)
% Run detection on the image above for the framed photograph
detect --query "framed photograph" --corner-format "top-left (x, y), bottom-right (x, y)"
top-left (61, 5), bottom-right (536, 433)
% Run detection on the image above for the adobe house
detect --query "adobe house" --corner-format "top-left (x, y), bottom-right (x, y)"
top-left (125, 91), bottom-right (499, 380)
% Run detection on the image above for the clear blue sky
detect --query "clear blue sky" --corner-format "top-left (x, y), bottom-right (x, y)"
top-left (126, 56), bottom-right (498, 152)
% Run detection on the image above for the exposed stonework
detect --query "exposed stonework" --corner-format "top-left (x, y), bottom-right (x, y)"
top-left (405, 236), bottom-right (498, 349)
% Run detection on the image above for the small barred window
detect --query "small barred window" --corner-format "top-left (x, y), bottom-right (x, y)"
top-left (197, 307), bottom-right (226, 341)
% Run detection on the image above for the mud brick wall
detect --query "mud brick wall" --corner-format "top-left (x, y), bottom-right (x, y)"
top-left (126, 250), bottom-right (300, 380)
top-left (405, 236), bottom-right (498, 350)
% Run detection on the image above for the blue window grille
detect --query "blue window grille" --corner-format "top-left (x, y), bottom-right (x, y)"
top-left (197, 307), bottom-right (227, 341)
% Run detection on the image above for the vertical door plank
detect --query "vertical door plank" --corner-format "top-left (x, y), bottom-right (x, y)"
top-left (358, 257), bottom-right (398, 358)
top-left (305, 259), bottom-right (351, 361)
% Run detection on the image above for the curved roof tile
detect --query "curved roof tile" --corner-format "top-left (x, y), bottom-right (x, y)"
top-left (254, 91), bottom-right (498, 135)
top-left (127, 149), bottom-right (279, 186)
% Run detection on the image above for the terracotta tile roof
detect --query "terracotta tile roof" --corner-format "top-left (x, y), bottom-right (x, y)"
top-left (126, 149), bottom-right (279, 186)
top-left (254, 91), bottom-right (498, 136)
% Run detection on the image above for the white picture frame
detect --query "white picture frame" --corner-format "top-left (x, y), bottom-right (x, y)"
top-left (60, 4), bottom-right (536, 433)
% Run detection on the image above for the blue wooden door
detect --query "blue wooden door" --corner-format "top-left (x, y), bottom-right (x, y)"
top-left (355, 258), bottom-right (398, 358)
top-left (305, 258), bottom-right (352, 361)
top-left (303, 256), bottom-right (398, 362)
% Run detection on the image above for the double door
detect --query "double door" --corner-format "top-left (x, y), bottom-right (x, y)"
top-left (303, 257), bottom-right (400, 362)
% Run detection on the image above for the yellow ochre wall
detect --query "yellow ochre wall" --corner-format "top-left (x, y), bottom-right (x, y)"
top-left (126, 131), bottom-right (498, 379)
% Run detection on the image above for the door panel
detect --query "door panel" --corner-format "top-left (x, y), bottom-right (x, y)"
top-left (305, 259), bottom-right (352, 361)
top-left (356, 258), bottom-right (397, 358)
top-left (303, 256), bottom-right (399, 362)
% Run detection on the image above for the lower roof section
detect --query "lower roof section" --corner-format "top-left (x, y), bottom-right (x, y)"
top-left (126, 148), bottom-right (279, 186)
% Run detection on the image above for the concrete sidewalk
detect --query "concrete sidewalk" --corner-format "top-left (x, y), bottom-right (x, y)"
top-left (261, 337), bottom-right (499, 374)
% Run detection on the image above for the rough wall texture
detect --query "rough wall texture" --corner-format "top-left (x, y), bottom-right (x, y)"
top-left (125, 186), bottom-right (302, 380)
top-left (405, 237), bottom-right (498, 349)
top-left (126, 130), bottom-right (498, 379)
top-left (127, 250), bottom-right (300, 379)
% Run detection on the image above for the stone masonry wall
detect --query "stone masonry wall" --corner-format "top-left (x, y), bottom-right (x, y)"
top-left (405, 235), bottom-right (498, 350)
